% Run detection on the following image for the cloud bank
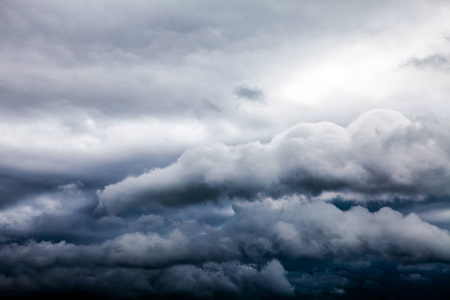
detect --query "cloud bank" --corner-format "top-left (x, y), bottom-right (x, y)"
top-left (99, 109), bottom-right (450, 214)
top-left (2, 198), bottom-right (450, 299)
top-left (2, 0), bottom-right (450, 299)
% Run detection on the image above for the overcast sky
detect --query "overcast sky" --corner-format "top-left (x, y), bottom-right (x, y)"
top-left (2, 1), bottom-right (450, 299)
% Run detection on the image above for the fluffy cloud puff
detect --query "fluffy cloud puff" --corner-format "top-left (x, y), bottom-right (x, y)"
top-left (98, 109), bottom-right (450, 214)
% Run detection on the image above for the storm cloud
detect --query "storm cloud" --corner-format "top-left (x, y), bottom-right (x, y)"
top-left (2, 0), bottom-right (450, 299)
top-left (2, 198), bottom-right (450, 298)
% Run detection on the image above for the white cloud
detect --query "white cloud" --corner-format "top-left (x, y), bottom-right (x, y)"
top-left (98, 109), bottom-right (450, 214)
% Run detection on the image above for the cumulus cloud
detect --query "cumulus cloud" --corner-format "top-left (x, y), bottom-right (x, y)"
top-left (98, 109), bottom-right (450, 214)
top-left (2, 1), bottom-right (450, 298)
top-left (2, 198), bottom-right (450, 298)
top-left (0, 183), bottom-right (95, 242)
top-left (227, 199), bottom-right (450, 263)
top-left (0, 260), bottom-right (293, 299)
top-left (5, 193), bottom-right (450, 273)
top-left (154, 260), bottom-right (294, 298)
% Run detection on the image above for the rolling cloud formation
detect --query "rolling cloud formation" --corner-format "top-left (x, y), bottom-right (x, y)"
top-left (2, 1), bottom-right (450, 299)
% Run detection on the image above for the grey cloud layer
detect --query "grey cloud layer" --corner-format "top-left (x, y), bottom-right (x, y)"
top-left (2, 0), bottom-right (450, 193)
top-left (99, 109), bottom-right (450, 214)
top-left (0, 0), bottom-right (333, 117)
top-left (5, 199), bottom-right (450, 268)
top-left (1, 198), bottom-right (450, 298)
top-left (2, 0), bottom-right (450, 298)
top-left (3, 0), bottom-right (445, 124)
top-left (405, 53), bottom-right (450, 71)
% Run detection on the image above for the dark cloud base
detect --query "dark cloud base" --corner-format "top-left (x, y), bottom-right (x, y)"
top-left (1, 194), bottom-right (450, 299)
top-left (2, 257), bottom-right (450, 299)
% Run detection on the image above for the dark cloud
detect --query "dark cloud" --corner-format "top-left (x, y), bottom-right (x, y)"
top-left (2, 1), bottom-right (450, 298)
top-left (153, 260), bottom-right (294, 298)
top-left (404, 53), bottom-right (450, 70)
top-left (234, 86), bottom-right (264, 101)
top-left (10, 200), bottom-right (450, 267)
top-left (0, 170), bottom-right (62, 208)
top-left (2, 198), bottom-right (450, 298)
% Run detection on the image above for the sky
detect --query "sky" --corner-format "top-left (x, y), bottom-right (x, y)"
top-left (1, 0), bottom-right (450, 299)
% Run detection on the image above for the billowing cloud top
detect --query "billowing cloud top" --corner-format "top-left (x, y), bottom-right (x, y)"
top-left (2, 1), bottom-right (450, 299)
top-left (98, 110), bottom-right (450, 214)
